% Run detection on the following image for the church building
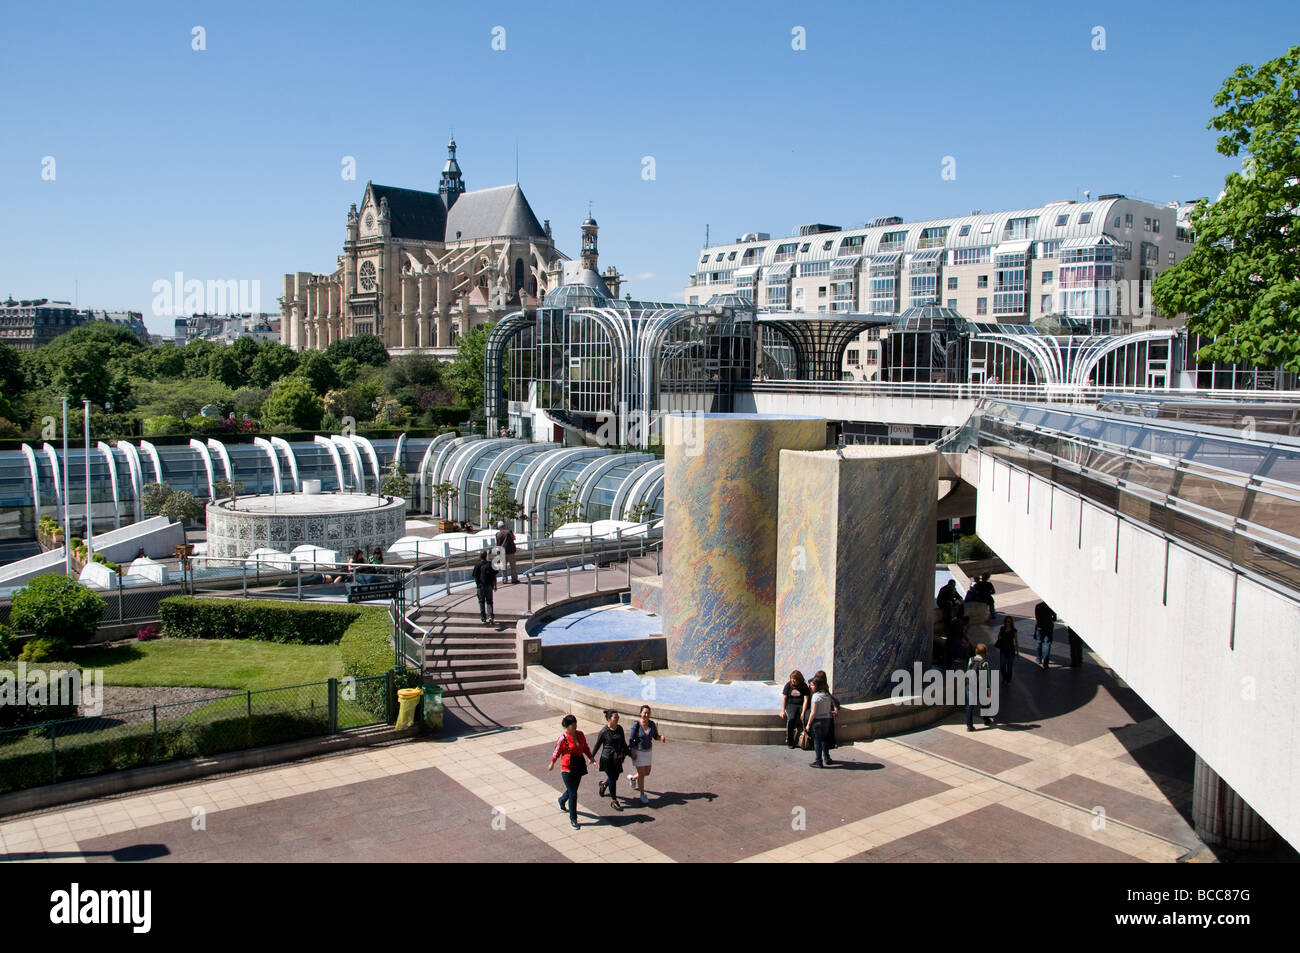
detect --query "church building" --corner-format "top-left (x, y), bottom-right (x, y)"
top-left (279, 139), bottom-right (621, 355)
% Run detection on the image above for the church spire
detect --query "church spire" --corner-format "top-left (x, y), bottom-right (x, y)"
top-left (439, 137), bottom-right (465, 210)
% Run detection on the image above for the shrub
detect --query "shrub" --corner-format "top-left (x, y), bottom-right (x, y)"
top-left (0, 623), bottom-right (12, 661)
top-left (339, 608), bottom-right (404, 719)
top-left (10, 574), bottom-right (106, 644)
top-left (158, 597), bottom-right (364, 644)
top-left (135, 624), bottom-right (161, 642)
top-left (18, 636), bottom-right (73, 662)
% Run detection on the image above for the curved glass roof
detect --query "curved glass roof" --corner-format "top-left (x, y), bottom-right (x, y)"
top-left (961, 399), bottom-right (1300, 593)
top-left (893, 305), bottom-right (970, 332)
top-left (542, 282), bottom-right (611, 309)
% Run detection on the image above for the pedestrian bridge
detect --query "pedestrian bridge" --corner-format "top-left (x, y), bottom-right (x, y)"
top-left (947, 399), bottom-right (1300, 848)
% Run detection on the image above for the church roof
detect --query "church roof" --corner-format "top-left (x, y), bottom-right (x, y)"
top-left (446, 184), bottom-right (546, 242)
top-left (369, 184), bottom-right (447, 242)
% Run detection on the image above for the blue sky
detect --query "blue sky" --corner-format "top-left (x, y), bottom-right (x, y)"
top-left (2, 0), bottom-right (1297, 335)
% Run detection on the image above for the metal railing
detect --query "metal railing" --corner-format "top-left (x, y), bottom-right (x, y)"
top-left (743, 379), bottom-right (1300, 406)
top-left (0, 674), bottom-right (390, 795)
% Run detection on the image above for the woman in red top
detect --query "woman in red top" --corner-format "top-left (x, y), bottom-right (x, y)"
top-left (548, 714), bottom-right (595, 830)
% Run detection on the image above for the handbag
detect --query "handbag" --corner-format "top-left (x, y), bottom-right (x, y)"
top-left (565, 736), bottom-right (588, 777)
top-left (797, 727), bottom-right (814, 751)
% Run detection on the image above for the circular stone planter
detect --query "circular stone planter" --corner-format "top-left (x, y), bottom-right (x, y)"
top-left (204, 492), bottom-right (406, 560)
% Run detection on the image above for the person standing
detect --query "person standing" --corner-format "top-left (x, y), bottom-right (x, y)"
top-left (966, 643), bottom-right (994, 730)
top-left (548, 714), bottom-right (594, 830)
top-left (471, 549), bottom-right (498, 624)
top-left (937, 579), bottom-right (962, 622)
top-left (1034, 601), bottom-right (1057, 670)
top-left (494, 520), bottom-right (520, 584)
top-left (804, 674), bottom-right (836, 767)
top-left (369, 546), bottom-right (384, 565)
top-left (994, 616), bottom-right (1019, 685)
top-left (1067, 627), bottom-right (1084, 667)
top-left (802, 669), bottom-right (841, 752)
top-left (591, 709), bottom-right (630, 810)
top-left (626, 704), bottom-right (666, 805)
top-left (780, 671), bottom-right (809, 749)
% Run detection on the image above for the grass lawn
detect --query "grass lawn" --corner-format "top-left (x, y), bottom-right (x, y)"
top-left (69, 639), bottom-right (346, 692)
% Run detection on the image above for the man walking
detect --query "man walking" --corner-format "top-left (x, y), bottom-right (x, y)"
top-left (966, 643), bottom-right (995, 731)
top-left (495, 520), bottom-right (520, 584)
top-left (472, 550), bottom-right (498, 624)
top-left (1034, 601), bottom-right (1057, 670)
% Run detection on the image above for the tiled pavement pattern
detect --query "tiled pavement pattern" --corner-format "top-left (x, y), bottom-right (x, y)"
top-left (0, 574), bottom-right (1203, 863)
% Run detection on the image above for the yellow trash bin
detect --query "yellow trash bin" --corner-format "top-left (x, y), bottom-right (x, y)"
top-left (395, 688), bottom-right (423, 729)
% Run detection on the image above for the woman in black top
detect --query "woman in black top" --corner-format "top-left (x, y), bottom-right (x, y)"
top-left (780, 670), bottom-right (809, 748)
top-left (591, 709), bottom-right (630, 810)
top-left (994, 617), bottom-right (1019, 684)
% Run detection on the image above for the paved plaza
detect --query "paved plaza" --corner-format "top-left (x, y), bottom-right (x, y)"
top-left (0, 574), bottom-right (1206, 864)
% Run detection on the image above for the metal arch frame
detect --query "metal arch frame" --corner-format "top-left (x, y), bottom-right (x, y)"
top-left (138, 441), bottom-right (164, 484)
top-left (416, 431), bottom-right (459, 511)
top-left (977, 330), bottom-right (1055, 382)
top-left (206, 438), bottom-right (233, 484)
top-left (514, 446), bottom-right (569, 521)
top-left (393, 432), bottom-right (407, 473)
top-left (330, 435), bottom-right (365, 491)
top-left (448, 438), bottom-right (518, 522)
top-left (758, 322), bottom-right (806, 378)
top-left (96, 442), bottom-right (122, 529)
top-left (478, 442), bottom-right (556, 526)
top-left (1071, 329), bottom-right (1176, 388)
top-left (640, 472), bottom-right (667, 517)
top-left (622, 462), bottom-right (665, 516)
top-left (39, 443), bottom-right (62, 511)
top-left (640, 308), bottom-right (712, 446)
top-left (348, 434), bottom-right (382, 493)
top-left (188, 438), bottom-right (216, 501)
top-left (611, 459), bottom-right (662, 520)
top-left (484, 309), bottom-right (532, 418)
top-left (428, 436), bottom-right (482, 501)
top-left (760, 315), bottom-right (882, 382)
top-left (252, 437), bottom-right (284, 494)
top-left (116, 440), bottom-right (144, 523)
top-left (313, 435), bottom-right (347, 491)
top-left (576, 453), bottom-right (655, 512)
top-left (527, 447), bottom-right (610, 530)
top-left (270, 436), bottom-right (301, 491)
top-left (568, 307), bottom-right (634, 441)
top-left (19, 444), bottom-right (41, 516)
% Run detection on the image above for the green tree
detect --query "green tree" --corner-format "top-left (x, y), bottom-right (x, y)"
top-left (250, 342), bottom-right (299, 387)
top-left (1153, 45), bottom-right (1300, 370)
top-left (10, 574), bottom-right (106, 644)
top-left (141, 481), bottom-right (174, 516)
top-left (213, 478), bottom-right (245, 503)
top-left (207, 348), bottom-right (245, 388)
top-left (160, 490), bottom-right (205, 524)
top-left (383, 353), bottom-right (442, 392)
top-left (549, 481), bottom-right (582, 531)
top-left (295, 351), bottom-right (341, 395)
top-left (324, 333), bottom-right (389, 367)
top-left (484, 473), bottom-right (523, 525)
top-left (262, 376), bottom-right (324, 430)
top-left (25, 323), bottom-right (142, 405)
top-left (381, 461), bottom-right (411, 499)
top-left (444, 322), bottom-right (491, 408)
top-left (626, 501), bottom-right (654, 524)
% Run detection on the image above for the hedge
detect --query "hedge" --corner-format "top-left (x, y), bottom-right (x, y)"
top-left (339, 607), bottom-right (403, 718)
top-left (0, 708), bottom-right (330, 794)
top-left (158, 596), bottom-right (365, 644)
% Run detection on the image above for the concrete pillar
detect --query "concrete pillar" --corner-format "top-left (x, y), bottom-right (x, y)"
top-left (1193, 755), bottom-right (1276, 851)
top-left (661, 413), bottom-right (827, 681)
top-left (437, 269), bottom-right (452, 347)
top-left (774, 446), bottom-right (937, 701)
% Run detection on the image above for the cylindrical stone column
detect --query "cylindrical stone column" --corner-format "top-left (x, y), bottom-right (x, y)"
top-left (661, 413), bottom-right (827, 681)
top-left (1193, 755), bottom-right (1276, 851)
top-left (774, 446), bottom-right (938, 702)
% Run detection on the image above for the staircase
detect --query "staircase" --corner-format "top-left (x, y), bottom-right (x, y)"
top-left (413, 603), bottom-right (524, 698)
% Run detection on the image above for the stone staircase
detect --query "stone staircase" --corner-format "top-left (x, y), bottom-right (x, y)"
top-left (413, 603), bottom-right (524, 698)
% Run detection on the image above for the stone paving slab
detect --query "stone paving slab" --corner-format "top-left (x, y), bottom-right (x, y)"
top-left (1035, 773), bottom-right (1199, 850)
top-left (840, 803), bottom-right (1141, 863)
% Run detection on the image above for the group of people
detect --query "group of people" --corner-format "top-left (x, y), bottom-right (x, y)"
top-left (327, 547), bottom-right (386, 583)
top-left (548, 705), bottom-right (667, 829)
top-left (469, 521), bottom-right (523, 623)
top-left (779, 670), bottom-right (841, 767)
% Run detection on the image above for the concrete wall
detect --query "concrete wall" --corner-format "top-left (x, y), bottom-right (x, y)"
top-left (973, 449), bottom-right (1300, 849)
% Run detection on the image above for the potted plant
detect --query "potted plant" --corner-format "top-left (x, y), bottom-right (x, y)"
top-left (433, 481), bottom-right (459, 532)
